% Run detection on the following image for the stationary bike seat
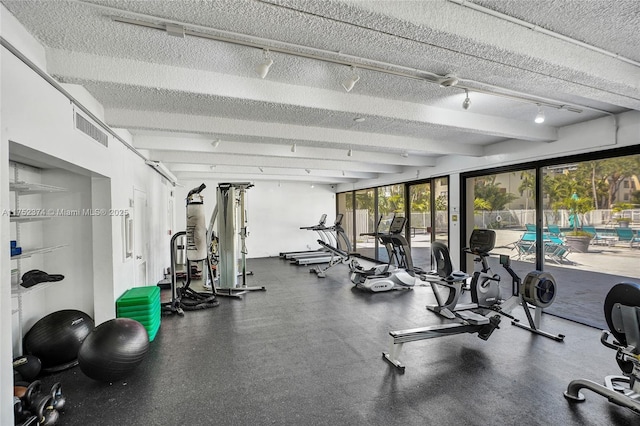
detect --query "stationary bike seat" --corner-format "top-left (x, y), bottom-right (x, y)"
top-left (445, 272), bottom-right (469, 282)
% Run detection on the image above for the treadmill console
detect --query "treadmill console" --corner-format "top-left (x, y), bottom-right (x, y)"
top-left (389, 217), bottom-right (407, 234)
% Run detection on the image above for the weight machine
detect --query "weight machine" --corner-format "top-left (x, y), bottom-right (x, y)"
top-left (208, 182), bottom-right (266, 298)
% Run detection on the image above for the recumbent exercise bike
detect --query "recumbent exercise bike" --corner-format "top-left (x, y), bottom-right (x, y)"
top-left (564, 281), bottom-right (640, 414)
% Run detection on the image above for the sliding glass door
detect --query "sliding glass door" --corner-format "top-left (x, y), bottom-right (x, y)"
top-left (408, 182), bottom-right (431, 269)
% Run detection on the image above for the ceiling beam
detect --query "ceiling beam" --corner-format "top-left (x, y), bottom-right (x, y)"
top-left (150, 150), bottom-right (401, 174)
top-left (48, 49), bottom-right (558, 143)
top-left (168, 163), bottom-right (377, 179)
top-left (109, 109), bottom-right (486, 157)
top-left (174, 171), bottom-right (354, 184)
top-left (133, 134), bottom-right (438, 167)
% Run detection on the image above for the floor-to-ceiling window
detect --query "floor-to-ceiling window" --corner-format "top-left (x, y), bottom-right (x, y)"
top-left (337, 179), bottom-right (447, 268)
top-left (336, 191), bottom-right (353, 250)
top-left (408, 182), bottom-right (431, 270)
top-left (377, 184), bottom-right (405, 262)
top-left (354, 188), bottom-right (376, 258)
top-left (433, 177), bottom-right (449, 244)
top-left (464, 169), bottom-right (536, 267)
top-left (462, 150), bottom-right (640, 330)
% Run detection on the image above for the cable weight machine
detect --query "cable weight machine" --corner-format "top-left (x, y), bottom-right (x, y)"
top-left (208, 182), bottom-right (266, 299)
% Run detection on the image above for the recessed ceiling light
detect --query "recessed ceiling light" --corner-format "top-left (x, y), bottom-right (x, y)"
top-left (353, 117), bottom-right (365, 122)
top-left (401, 152), bottom-right (409, 158)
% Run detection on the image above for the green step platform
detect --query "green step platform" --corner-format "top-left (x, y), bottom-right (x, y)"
top-left (116, 286), bottom-right (161, 341)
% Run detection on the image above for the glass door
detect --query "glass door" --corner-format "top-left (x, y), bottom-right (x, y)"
top-left (408, 182), bottom-right (431, 270)
top-left (354, 188), bottom-right (375, 258)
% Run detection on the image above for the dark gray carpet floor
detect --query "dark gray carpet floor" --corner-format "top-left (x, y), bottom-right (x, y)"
top-left (37, 257), bottom-right (638, 425)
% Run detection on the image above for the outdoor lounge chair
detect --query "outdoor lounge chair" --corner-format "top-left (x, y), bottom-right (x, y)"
top-left (544, 241), bottom-right (572, 264)
top-left (512, 232), bottom-right (536, 259)
top-left (547, 224), bottom-right (564, 239)
top-left (582, 226), bottom-right (610, 246)
top-left (615, 227), bottom-right (640, 248)
top-left (525, 223), bottom-right (537, 232)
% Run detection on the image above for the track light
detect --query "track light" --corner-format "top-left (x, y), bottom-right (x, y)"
top-left (291, 143), bottom-right (297, 153)
top-left (342, 66), bottom-right (360, 92)
top-left (209, 165), bottom-right (216, 170)
top-left (108, 12), bottom-right (592, 116)
top-left (439, 73), bottom-right (459, 88)
top-left (347, 148), bottom-right (353, 157)
top-left (401, 152), bottom-right (409, 158)
top-left (305, 168), bottom-right (311, 174)
top-left (462, 89), bottom-right (471, 110)
top-left (342, 170), bottom-right (345, 176)
top-left (535, 104), bottom-right (545, 123)
top-left (256, 49), bottom-right (273, 79)
top-left (259, 167), bottom-right (264, 172)
top-left (211, 139), bottom-right (220, 148)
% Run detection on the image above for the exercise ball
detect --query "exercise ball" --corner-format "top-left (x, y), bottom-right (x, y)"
top-left (78, 318), bottom-right (149, 382)
top-left (23, 310), bottom-right (94, 371)
top-left (13, 355), bottom-right (41, 381)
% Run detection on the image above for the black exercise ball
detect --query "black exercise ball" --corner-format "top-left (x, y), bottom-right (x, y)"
top-left (23, 310), bottom-right (94, 371)
top-left (13, 355), bottom-right (41, 381)
top-left (78, 318), bottom-right (150, 382)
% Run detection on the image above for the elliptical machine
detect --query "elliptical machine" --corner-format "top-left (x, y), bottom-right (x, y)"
top-left (350, 216), bottom-right (416, 292)
top-left (564, 282), bottom-right (640, 413)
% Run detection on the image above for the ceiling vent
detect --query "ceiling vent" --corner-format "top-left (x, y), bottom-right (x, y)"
top-left (75, 112), bottom-right (108, 147)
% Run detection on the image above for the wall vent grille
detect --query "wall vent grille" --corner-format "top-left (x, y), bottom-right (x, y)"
top-left (75, 112), bottom-right (108, 147)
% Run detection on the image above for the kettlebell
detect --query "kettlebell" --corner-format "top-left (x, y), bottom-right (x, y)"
top-left (14, 396), bottom-right (25, 420)
top-left (24, 380), bottom-right (42, 409)
top-left (50, 382), bottom-right (65, 411)
top-left (35, 396), bottom-right (59, 426)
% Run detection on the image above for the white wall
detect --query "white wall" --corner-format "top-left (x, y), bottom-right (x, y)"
top-left (175, 180), bottom-right (335, 258)
top-left (1, 9), bottom-right (173, 423)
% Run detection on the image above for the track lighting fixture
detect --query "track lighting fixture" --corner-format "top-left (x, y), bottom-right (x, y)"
top-left (305, 168), bottom-right (311, 174)
top-left (462, 89), bottom-right (471, 110)
top-left (535, 104), bottom-right (545, 123)
top-left (256, 49), bottom-right (273, 79)
top-left (291, 143), bottom-right (297, 153)
top-left (209, 165), bottom-right (216, 170)
top-left (341, 66), bottom-right (360, 92)
top-left (211, 139), bottom-right (220, 148)
top-left (259, 167), bottom-right (264, 172)
top-left (439, 73), bottom-right (459, 88)
top-left (401, 152), bottom-right (409, 158)
top-left (342, 170), bottom-right (345, 176)
top-left (105, 9), bottom-right (596, 117)
top-left (347, 148), bottom-right (353, 157)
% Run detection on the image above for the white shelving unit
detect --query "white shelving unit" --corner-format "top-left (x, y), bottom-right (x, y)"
top-left (9, 162), bottom-right (68, 355)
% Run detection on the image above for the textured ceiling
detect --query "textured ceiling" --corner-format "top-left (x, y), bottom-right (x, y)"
top-left (2, 0), bottom-right (639, 184)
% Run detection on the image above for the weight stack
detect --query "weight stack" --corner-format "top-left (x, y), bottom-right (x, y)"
top-left (116, 286), bottom-right (161, 342)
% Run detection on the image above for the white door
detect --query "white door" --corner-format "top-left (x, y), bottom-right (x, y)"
top-left (134, 188), bottom-right (148, 287)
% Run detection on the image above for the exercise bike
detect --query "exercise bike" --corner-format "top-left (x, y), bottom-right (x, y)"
top-left (350, 216), bottom-right (417, 292)
top-left (563, 282), bottom-right (640, 414)
top-left (425, 229), bottom-right (502, 320)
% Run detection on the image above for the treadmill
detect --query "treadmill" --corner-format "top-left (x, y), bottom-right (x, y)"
top-left (293, 214), bottom-right (350, 266)
top-left (279, 214), bottom-right (328, 259)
